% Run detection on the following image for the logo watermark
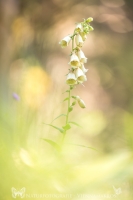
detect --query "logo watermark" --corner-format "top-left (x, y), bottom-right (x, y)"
top-left (11, 187), bottom-right (26, 198)
top-left (113, 185), bottom-right (122, 195)
top-left (11, 186), bottom-right (122, 199)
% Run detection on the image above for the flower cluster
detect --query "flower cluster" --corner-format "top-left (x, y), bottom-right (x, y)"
top-left (59, 17), bottom-right (94, 86)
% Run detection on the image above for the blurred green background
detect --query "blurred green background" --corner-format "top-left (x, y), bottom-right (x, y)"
top-left (0, 0), bottom-right (133, 199)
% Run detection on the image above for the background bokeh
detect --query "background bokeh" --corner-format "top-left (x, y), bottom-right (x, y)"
top-left (0, 0), bottom-right (133, 199)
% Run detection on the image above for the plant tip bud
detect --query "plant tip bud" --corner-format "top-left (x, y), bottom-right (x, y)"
top-left (86, 17), bottom-right (93, 23)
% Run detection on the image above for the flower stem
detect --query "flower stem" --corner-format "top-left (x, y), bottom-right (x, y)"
top-left (61, 86), bottom-right (71, 144)
top-left (61, 34), bottom-right (75, 145)
top-left (72, 32), bottom-right (75, 50)
top-left (66, 87), bottom-right (71, 124)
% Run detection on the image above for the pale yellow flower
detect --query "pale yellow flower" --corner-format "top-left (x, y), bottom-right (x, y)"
top-left (75, 23), bottom-right (83, 32)
top-left (59, 35), bottom-right (71, 48)
top-left (77, 50), bottom-right (87, 63)
top-left (75, 68), bottom-right (87, 83)
top-left (66, 72), bottom-right (77, 85)
top-left (75, 34), bottom-right (84, 47)
top-left (80, 63), bottom-right (88, 73)
top-left (69, 53), bottom-right (80, 68)
top-left (80, 32), bottom-right (87, 41)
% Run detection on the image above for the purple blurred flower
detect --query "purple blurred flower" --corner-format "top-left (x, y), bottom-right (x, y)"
top-left (12, 93), bottom-right (20, 101)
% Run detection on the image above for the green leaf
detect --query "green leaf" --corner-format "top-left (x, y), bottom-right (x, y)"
top-left (66, 143), bottom-right (98, 151)
top-left (71, 96), bottom-right (76, 99)
top-left (62, 90), bottom-right (69, 94)
top-left (44, 123), bottom-right (65, 133)
top-left (72, 96), bottom-right (80, 100)
top-left (63, 123), bottom-right (71, 131)
top-left (72, 101), bottom-right (76, 106)
top-left (42, 139), bottom-right (60, 151)
top-left (68, 106), bottom-right (73, 112)
top-left (63, 97), bottom-right (69, 102)
top-left (51, 114), bottom-right (66, 123)
top-left (69, 121), bottom-right (82, 128)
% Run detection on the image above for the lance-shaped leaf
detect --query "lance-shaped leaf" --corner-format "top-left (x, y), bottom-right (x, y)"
top-left (51, 114), bottom-right (66, 123)
top-left (62, 90), bottom-right (70, 94)
top-left (63, 123), bottom-right (71, 131)
top-left (66, 143), bottom-right (98, 151)
top-left (44, 123), bottom-right (65, 133)
top-left (72, 95), bottom-right (80, 100)
top-left (71, 95), bottom-right (76, 99)
top-left (63, 97), bottom-right (69, 102)
top-left (71, 101), bottom-right (76, 106)
top-left (69, 121), bottom-right (82, 128)
top-left (42, 139), bottom-right (60, 151)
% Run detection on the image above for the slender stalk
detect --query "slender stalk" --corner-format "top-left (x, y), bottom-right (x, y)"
top-left (72, 31), bottom-right (75, 50)
top-left (66, 87), bottom-right (71, 124)
top-left (61, 35), bottom-right (75, 145)
top-left (61, 87), bottom-right (71, 144)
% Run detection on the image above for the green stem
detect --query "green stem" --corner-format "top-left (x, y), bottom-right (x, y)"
top-left (61, 87), bottom-right (71, 144)
top-left (66, 87), bottom-right (71, 124)
top-left (72, 31), bottom-right (75, 50)
top-left (61, 34), bottom-right (75, 145)
top-left (72, 36), bottom-right (74, 50)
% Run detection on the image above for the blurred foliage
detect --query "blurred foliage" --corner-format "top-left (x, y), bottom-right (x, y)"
top-left (0, 0), bottom-right (133, 199)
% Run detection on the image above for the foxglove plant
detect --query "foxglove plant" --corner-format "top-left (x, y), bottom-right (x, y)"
top-left (43, 18), bottom-right (94, 151)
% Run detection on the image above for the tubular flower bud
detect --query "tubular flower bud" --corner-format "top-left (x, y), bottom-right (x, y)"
top-left (89, 26), bottom-right (94, 31)
top-left (75, 23), bottom-right (83, 32)
top-left (59, 35), bottom-right (71, 48)
top-left (77, 50), bottom-right (87, 63)
top-left (69, 53), bottom-right (80, 68)
top-left (75, 96), bottom-right (80, 100)
top-left (80, 32), bottom-right (87, 41)
top-left (78, 99), bottom-right (86, 108)
top-left (75, 68), bottom-right (87, 83)
top-left (75, 34), bottom-right (84, 47)
top-left (86, 17), bottom-right (93, 23)
top-left (66, 72), bottom-right (77, 85)
top-left (80, 63), bottom-right (88, 73)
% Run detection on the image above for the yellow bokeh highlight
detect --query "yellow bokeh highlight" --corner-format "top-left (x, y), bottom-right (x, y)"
top-left (21, 66), bottom-right (51, 108)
